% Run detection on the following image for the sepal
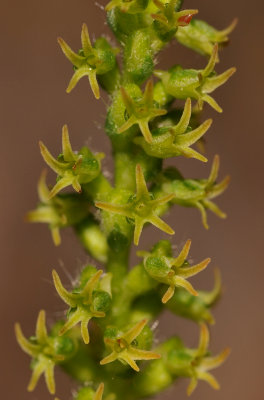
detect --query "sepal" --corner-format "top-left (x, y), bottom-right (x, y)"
top-left (27, 170), bottom-right (90, 245)
top-left (141, 239), bottom-right (210, 302)
top-left (176, 18), bottom-right (237, 57)
top-left (96, 164), bottom-right (175, 245)
top-left (58, 24), bottom-right (117, 98)
top-left (134, 98), bottom-right (212, 161)
top-left (154, 44), bottom-right (236, 112)
top-left (15, 310), bottom-right (76, 394)
top-left (40, 125), bottom-right (103, 198)
top-left (100, 320), bottom-right (160, 371)
top-left (52, 267), bottom-right (111, 344)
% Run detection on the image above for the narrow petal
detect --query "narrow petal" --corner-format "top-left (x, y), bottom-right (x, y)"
top-left (121, 353), bottom-right (139, 372)
top-left (26, 207), bottom-right (56, 224)
top-left (37, 170), bottom-right (50, 202)
top-left (59, 309), bottom-right (83, 336)
top-left (199, 268), bottom-right (222, 306)
top-left (197, 323), bottom-right (209, 357)
top-left (162, 285), bottom-right (175, 303)
top-left (187, 376), bottom-right (198, 396)
top-left (81, 23), bottom-right (93, 56)
top-left (176, 119), bottom-right (212, 146)
top-left (36, 310), bottom-right (48, 344)
top-left (52, 270), bottom-right (77, 307)
top-left (123, 319), bottom-right (147, 344)
top-left (95, 201), bottom-right (132, 218)
top-left (198, 371), bottom-right (220, 390)
top-left (173, 98), bottom-right (192, 135)
top-left (81, 318), bottom-right (91, 344)
top-left (149, 214), bottom-right (175, 235)
top-left (178, 257), bottom-right (211, 278)
top-left (203, 68), bottom-right (236, 94)
top-left (27, 361), bottom-right (46, 392)
top-left (129, 348), bottom-right (161, 361)
top-left (39, 141), bottom-right (67, 176)
top-left (72, 179), bottom-right (82, 194)
top-left (150, 193), bottom-right (175, 208)
top-left (203, 199), bottom-right (226, 219)
top-left (15, 323), bottom-right (39, 357)
top-left (138, 120), bottom-right (153, 144)
top-left (173, 239), bottom-right (191, 267)
top-left (105, 0), bottom-right (120, 11)
top-left (100, 352), bottom-right (118, 365)
top-left (120, 87), bottom-right (135, 115)
top-left (135, 164), bottom-right (149, 197)
top-left (44, 361), bottom-right (55, 394)
top-left (208, 176), bottom-right (230, 199)
top-left (179, 146), bottom-right (208, 162)
top-left (195, 201), bottom-right (209, 229)
top-left (134, 218), bottom-right (144, 246)
top-left (58, 38), bottom-right (84, 68)
top-left (207, 155), bottom-right (219, 186)
top-left (174, 276), bottom-right (198, 296)
top-left (62, 125), bottom-right (75, 162)
top-left (219, 18), bottom-right (238, 39)
top-left (202, 347), bottom-right (230, 370)
top-left (51, 227), bottom-right (61, 246)
top-left (83, 270), bottom-right (103, 299)
top-left (143, 80), bottom-right (154, 107)
top-left (94, 383), bottom-right (104, 400)
top-left (151, 13), bottom-right (168, 25)
top-left (49, 177), bottom-right (74, 198)
top-left (66, 67), bottom-right (90, 93)
top-left (88, 70), bottom-right (100, 99)
top-left (202, 44), bottom-right (218, 77)
top-left (118, 116), bottom-right (137, 134)
top-left (202, 94), bottom-right (222, 113)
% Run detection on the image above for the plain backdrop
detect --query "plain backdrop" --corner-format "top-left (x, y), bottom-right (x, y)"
top-left (1, 1), bottom-right (263, 399)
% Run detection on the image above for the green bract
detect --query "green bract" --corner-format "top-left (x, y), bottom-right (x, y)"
top-left (17, 2), bottom-right (236, 399)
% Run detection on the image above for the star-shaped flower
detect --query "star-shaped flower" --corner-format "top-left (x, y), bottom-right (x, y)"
top-left (176, 17), bottom-right (238, 58)
top-left (152, 0), bottom-right (198, 41)
top-left (141, 239), bottom-right (211, 303)
top-left (39, 125), bottom-right (103, 198)
top-left (186, 324), bottom-right (230, 395)
top-left (26, 170), bottom-right (90, 246)
top-left (52, 268), bottom-right (111, 344)
top-left (155, 44), bottom-right (236, 112)
top-left (160, 154), bottom-right (230, 229)
top-left (95, 164), bottom-right (175, 245)
top-left (15, 310), bottom-right (75, 394)
top-left (100, 319), bottom-right (160, 371)
top-left (134, 97), bottom-right (212, 162)
top-left (58, 24), bottom-right (116, 99)
top-left (118, 80), bottom-right (167, 143)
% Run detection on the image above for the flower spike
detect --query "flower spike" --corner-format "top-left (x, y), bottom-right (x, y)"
top-left (118, 80), bottom-right (167, 143)
top-left (142, 239), bottom-right (211, 303)
top-left (52, 268), bottom-right (111, 344)
top-left (134, 98), bottom-right (212, 162)
top-left (58, 24), bottom-right (116, 99)
top-left (96, 164), bottom-right (175, 245)
top-left (100, 320), bottom-right (160, 371)
top-left (15, 310), bottom-right (75, 394)
top-left (154, 44), bottom-right (236, 112)
top-left (26, 170), bottom-right (90, 246)
top-left (39, 125), bottom-right (103, 198)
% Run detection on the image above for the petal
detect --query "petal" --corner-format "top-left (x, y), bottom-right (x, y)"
top-left (52, 270), bottom-right (77, 307)
top-left (36, 310), bottom-right (48, 344)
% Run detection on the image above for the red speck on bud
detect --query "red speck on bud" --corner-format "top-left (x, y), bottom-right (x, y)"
top-left (178, 14), bottom-right (193, 27)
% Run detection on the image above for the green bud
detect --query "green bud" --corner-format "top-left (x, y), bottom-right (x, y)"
top-left (92, 290), bottom-right (112, 313)
top-left (75, 387), bottom-right (95, 400)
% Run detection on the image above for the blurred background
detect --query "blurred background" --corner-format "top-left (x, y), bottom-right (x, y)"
top-left (1, 0), bottom-right (263, 399)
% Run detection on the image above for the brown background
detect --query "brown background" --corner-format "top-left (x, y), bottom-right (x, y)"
top-left (1, 0), bottom-right (263, 399)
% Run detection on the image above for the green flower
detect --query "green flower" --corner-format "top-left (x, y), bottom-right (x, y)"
top-left (58, 24), bottom-right (116, 99)
top-left (52, 268), bottom-right (111, 344)
top-left (140, 239), bottom-right (211, 302)
top-left (159, 155), bottom-right (230, 229)
top-left (154, 44), bottom-right (236, 112)
top-left (152, 0), bottom-right (198, 42)
top-left (39, 125), bottom-right (103, 198)
top-left (134, 98), bottom-right (212, 162)
top-left (176, 18), bottom-right (238, 57)
top-left (15, 310), bottom-right (76, 394)
top-left (100, 319), bottom-right (160, 371)
top-left (95, 164), bottom-right (175, 245)
top-left (26, 170), bottom-right (90, 246)
top-left (167, 324), bottom-right (230, 395)
top-left (118, 80), bottom-right (167, 143)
